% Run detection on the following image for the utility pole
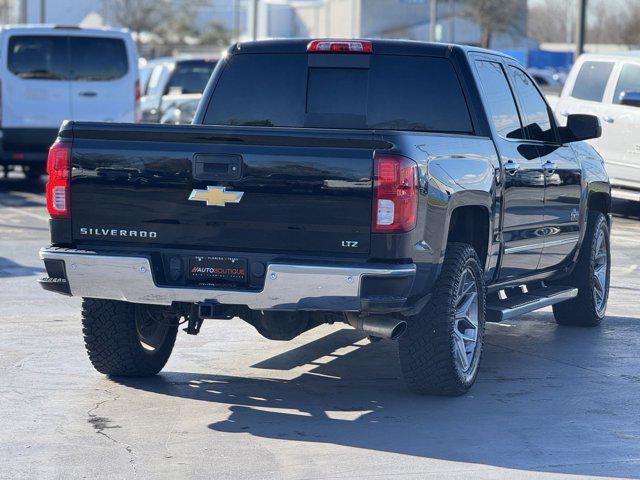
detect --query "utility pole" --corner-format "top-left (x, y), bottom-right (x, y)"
top-left (575, 0), bottom-right (587, 58)
top-left (429, 0), bottom-right (437, 42)
top-left (40, 0), bottom-right (45, 23)
top-left (252, 0), bottom-right (258, 41)
top-left (449, 0), bottom-right (454, 43)
top-left (20, 0), bottom-right (27, 23)
top-left (233, 0), bottom-right (240, 42)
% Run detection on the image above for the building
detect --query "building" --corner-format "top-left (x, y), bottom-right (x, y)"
top-left (17, 0), bottom-right (251, 38)
top-left (261, 0), bottom-right (534, 49)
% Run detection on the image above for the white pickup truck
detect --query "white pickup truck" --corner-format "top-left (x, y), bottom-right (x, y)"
top-left (556, 52), bottom-right (640, 202)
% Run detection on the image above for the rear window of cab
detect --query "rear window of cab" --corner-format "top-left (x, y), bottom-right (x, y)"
top-left (203, 53), bottom-right (473, 134)
top-left (7, 35), bottom-right (128, 81)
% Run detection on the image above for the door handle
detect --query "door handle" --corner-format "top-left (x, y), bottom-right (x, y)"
top-left (192, 154), bottom-right (243, 181)
top-left (504, 160), bottom-right (520, 174)
top-left (543, 161), bottom-right (557, 174)
top-left (602, 115), bottom-right (614, 123)
top-left (79, 91), bottom-right (97, 97)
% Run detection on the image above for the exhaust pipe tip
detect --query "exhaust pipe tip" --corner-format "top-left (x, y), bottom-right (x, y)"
top-left (347, 314), bottom-right (408, 340)
top-left (388, 320), bottom-right (407, 340)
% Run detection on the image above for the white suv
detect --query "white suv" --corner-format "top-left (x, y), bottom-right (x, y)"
top-left (0, 25), bottom-right (139, 179)
top-left (556, 52), bottom-right (640, 199)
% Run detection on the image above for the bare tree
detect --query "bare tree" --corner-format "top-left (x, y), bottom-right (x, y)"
top-left (462, 0), bottom-right (525, 48)
top-left (200, 21), bottom-right (232, 48)
top-left (620, 1), bottom-right (640, 46)
top-left (529, 0), bottom-right (640, 47)
top-left (103, 0), bottom-right (232, 55)
top-left (0, 0), bottom-right (16, 24)
top-left (587, 0), bottom-right (628, 45)
top-left (528, 0), bottom-right (572, 43)
top-left (107, 0), bottom-right (169, 47)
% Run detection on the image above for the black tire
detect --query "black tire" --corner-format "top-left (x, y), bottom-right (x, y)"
top-left (81, 299), bottom-right (178, 376)
top-left (552, 211), bottom-right (610, 327)
top-left (23, 165), bottom-right (45, 181)
top-left (398, 243), bottom-right (486, 396)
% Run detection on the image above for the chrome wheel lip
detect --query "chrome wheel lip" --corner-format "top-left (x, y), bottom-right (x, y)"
top-left (593, 226), bottom-right (609, 315)
top-left (453, 267), bottom-right (480, 374)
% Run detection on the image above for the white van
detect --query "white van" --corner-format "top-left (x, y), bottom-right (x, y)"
top-left (0, 25), bottom-right (139, 178)
top-left (556, 52), bottom-right (640, 200)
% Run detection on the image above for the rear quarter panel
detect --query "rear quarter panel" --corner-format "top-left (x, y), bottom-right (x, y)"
top-left (378, 132), bottom-right (500, 292)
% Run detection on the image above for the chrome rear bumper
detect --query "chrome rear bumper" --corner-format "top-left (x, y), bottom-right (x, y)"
top-left (39, 248), bottom-right (416, 312)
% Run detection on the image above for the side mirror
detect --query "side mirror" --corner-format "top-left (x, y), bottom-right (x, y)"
top-left (619, 90), bottom-right (640, 108)
top-left (559, 114), bottom-right (601, 143)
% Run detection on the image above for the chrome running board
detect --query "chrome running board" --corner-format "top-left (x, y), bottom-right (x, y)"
top-left (486, 286), bottom-right (578, 322)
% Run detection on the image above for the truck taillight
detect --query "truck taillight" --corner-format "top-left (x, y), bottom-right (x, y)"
top-left (372, 153), bottom-right (418, 233)
top-left (46, 142), bottom-right (71, 218)
top-left (134, 79), bottom-right (141, 123)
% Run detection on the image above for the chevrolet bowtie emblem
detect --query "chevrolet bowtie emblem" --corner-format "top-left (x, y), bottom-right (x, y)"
top-left (188, 186), bottom-right (244, 207)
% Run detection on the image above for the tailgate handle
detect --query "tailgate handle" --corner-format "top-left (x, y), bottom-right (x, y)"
top-left (192, 154), bottom-right (243, 181)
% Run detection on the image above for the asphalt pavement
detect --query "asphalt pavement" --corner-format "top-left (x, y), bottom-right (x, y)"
top-left (1, 174), bottom-right (640, 479)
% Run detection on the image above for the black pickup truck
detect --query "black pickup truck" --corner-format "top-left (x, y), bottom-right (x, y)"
top-left (39, 39), bottom-right (611, 396)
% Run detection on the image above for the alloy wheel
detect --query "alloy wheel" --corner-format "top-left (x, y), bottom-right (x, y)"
top-left (453, 267), bottom-right (479, 373)
top-left (593, 227), bottom-right (609, 314)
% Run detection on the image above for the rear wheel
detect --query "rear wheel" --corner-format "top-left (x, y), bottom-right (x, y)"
top-left (398, 243), bottom-right (486, 396)
top-left (553, 211), bottom-right (610, 326)
top-left (23, 165), bottom-right (45, 181)
top-left (81, 299), bottom-right (178, 376)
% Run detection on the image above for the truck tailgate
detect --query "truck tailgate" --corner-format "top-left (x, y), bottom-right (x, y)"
top-left (68, 123), bottom-right (385, 255)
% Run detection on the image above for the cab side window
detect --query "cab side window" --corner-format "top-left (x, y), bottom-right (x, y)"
top-left (613, 63), bottom-right (640, 105)
top-left (509, 66), bottom-right (556, 143)
top-left (475, 60), bottom-right (524, 140)
top-left (571, 61), bottom-right (614, 102)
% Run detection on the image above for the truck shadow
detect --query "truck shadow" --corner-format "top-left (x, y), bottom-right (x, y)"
top-left (116, 314), bottom-right (640, 478)
top-left (0, 257), bottom-right (45, 277)
top-left (612, 198), bottom-right (640, 220)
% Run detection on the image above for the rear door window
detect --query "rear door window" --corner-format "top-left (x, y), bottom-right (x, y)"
top-left (204, 53), bottom-right (473, 133)
top-left (7, 35), bottom-right (68, 80)
top-left (474, 60), bottom-right (524, 139)
top-left (571, 61), bottom-right (614, 102)
top-left (613, 63), bottom-right (640, 105)
top-left (166, 60), bottom-right (217, 94)
top-left (69, 36), bottom-right (128, 81)
top-left (508, 66), bottom-right (556, 143)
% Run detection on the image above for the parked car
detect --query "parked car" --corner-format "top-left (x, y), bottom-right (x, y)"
top-left (528, 67), bottom-right (566, 94)
top-left (159, 93), bottom-right (201, 124)
top-left (140, 57), bottom-right (217, 123)
top-left (556, 52), bottom-right (640, 201)
top-left (39, 39), bottom-right (610, 396)
top-left (0, 25), bottom-right (139, 179)
top-left (138, 58), bottom-right (153, 96)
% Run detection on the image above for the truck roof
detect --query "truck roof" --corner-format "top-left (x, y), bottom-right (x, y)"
top-left (0, 24), bottom-right (132, 38)
top-left (576, 51), bottom-right (640, 61)
top-left (231, 38), bottom-right (518, 62)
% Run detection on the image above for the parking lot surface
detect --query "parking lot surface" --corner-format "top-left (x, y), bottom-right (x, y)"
top-left (1, 176), bottom-right (640, 479)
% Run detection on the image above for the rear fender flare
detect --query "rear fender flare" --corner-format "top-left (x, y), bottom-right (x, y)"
top-left (429, 189), bottom-right (494, 272)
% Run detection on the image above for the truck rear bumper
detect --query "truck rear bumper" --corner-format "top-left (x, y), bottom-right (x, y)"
top-left (39, 248), bottom-right (416, 312)
top-left (0, 128), bottom-right (58, 165)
